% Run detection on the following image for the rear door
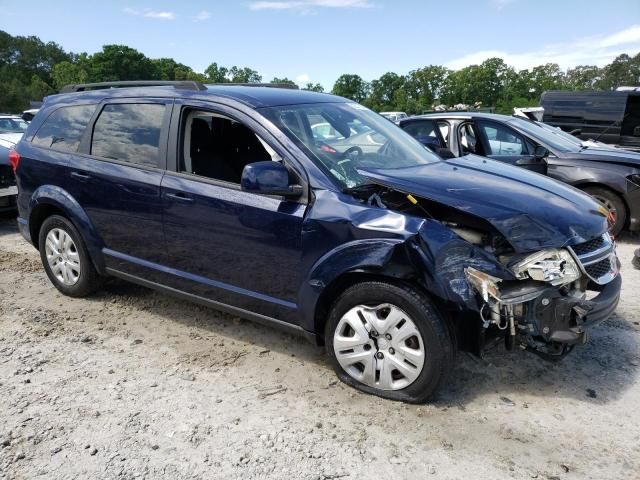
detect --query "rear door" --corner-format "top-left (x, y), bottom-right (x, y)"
top-left (474, 119), bottom-right (546, 175)
top-left (70, 99), bottom-right (172, 275)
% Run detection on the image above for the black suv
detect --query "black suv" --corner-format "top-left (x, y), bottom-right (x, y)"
top-left (12, 81), bottom-right (621, 403)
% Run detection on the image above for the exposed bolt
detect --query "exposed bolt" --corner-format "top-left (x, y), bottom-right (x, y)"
top-left (385, 333), bottom-right (392, 340)
top-left (376, 352), bottom-right (384, 359)
top-left (541, 298), bottom-right (550, 306)
top-left (542, 327), bottom-right (550, 334)
top-left (364, 344), bottom-right (371, 351)
top-left (370, 330), bottom-right (379, 338)
top-left (388, 347), bottom-right (395, 355)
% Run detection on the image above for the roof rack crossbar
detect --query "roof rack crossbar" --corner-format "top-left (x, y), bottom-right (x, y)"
top-left (60, 80), bottom-right (207, 93)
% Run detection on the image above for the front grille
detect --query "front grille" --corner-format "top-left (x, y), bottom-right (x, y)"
top-left (0, 165), bottom-right (15, 188)
top-left (571, 236), bottom-right (605, 256)
top-left (568, 233), bottom-right (617, 285)
top-left (585, 258), bottom-right (614, 279)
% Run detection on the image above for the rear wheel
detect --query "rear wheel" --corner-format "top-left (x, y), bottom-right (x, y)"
top-left (325, 281), bottom-right (455, 403)
top-left (583, 186), bottom-right (626, 236)
top-left (38, 215), bottom-right (102, 297)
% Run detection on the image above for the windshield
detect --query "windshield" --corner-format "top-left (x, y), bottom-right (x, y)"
top-left (506, 117), bottom-right (580, 154)
top-left (261, 102), bottom-right (440, 188)
top-left (0, 117), bottom-right (28, 134)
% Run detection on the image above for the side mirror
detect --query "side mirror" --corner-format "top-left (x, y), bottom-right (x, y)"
top-left (241, 161), bottom-right (302, 197)
top-left (533, 145), bottom-right (549, 159)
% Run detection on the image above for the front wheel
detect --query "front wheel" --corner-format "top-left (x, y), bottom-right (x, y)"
top-left (583, 186), bottom-right (627, 236)
top-left (325, 281), bottom-right (455, 403)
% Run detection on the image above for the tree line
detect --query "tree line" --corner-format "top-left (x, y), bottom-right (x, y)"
top-left (1, 30), bottom-right (638, 114)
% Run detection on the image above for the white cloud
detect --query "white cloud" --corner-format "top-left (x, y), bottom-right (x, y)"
top-left (446, 24), bottom-right (640, 71)
top-left (193, 10), bottom-right (211, 21)
top-left (249, 0), bottom-right (374, 12)
top-left (489, 0), bottom-right (515, 10)
top-left (295, 73), bottom-right (310, 84)
top-left (124, 7), bottom-right (176, 20)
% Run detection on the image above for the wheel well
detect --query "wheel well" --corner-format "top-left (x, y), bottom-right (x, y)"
top-left (29, 203), bottom-right (66, 248)
top-left (312, 271), bottom-right (447, 346)
top-left (576, 182), bottom-right (629, 225)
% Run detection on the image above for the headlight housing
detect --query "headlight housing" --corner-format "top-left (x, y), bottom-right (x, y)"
top-left (510, 249), bottom-right (581, 286)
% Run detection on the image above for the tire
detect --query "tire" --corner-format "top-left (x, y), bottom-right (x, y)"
top-left (582, 186), bottom-right (627, 236)
top-left (325, 281), bottom-right (455, 403)
top-left (38, 215), bottom-right (102, 297)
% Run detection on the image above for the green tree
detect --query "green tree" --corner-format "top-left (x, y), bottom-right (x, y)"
top-left (271, 77), bottom-right (297, 87)
top-left (204, 62), bottom-right (228, 83)
top-left (332, 74), bottom-right (369, 103)
top-left (403, 65), bottom-right (450, 112)
top-left (367, 72), bottom-right (406, 111)
top-left (52, 61), bottom-right (88, 89)
top-left (304, 82), bottom-right (324, 92)
top-left (565, 65), bottom-right (601, 90)
top-left (228, 66), bottom-right (261, 83)
top-left (88, 45), bottom-right (155, 81)
top-left (596, 53), bottom-right (640, 90)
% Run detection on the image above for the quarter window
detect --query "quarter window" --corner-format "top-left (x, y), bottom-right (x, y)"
top-left (91, 104), bottom-right (166, 167)
top-left (32, 105), bottom-right (96, 153)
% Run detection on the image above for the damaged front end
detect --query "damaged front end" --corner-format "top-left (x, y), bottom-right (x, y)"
top-left (464, 234), bottom-right (620, 359)
top-left (348, 166), bottom-right (622, 361)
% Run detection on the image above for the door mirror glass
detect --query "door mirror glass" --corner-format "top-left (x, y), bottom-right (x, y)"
top-left (241, 161), bottom-right (302, 197)
top-left (533, 145), bottom-right (549, 159)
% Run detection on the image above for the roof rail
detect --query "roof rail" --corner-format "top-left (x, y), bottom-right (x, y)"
top-left (60, 80), bottom-right (207, 93)
top-left (210, 82), bottom-right (299, 90)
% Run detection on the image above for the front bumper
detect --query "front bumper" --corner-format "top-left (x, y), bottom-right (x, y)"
top-left (531, 274), bottom-right (622, 345)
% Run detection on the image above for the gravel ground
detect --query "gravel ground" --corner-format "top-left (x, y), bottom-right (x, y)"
top-left (1, 213), bottom-right (639, 480)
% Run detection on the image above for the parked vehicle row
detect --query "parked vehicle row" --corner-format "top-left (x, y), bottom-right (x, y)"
top-left (397, 112), bottom-right (640, 236)
top-left (0, 114), bottom-right (29, 212)
top-left (11, 82), bottom-right (621, 402)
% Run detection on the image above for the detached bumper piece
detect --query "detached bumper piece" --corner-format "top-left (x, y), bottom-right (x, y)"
top-left (531, 274), bottom-right (622, 346)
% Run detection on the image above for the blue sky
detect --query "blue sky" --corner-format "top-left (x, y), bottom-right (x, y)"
top-left (2, 0), bottom-right (639, 89)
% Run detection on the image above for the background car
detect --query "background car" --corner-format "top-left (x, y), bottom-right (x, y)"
top-left (399, 112), bottom-right (640, 235)
top-left (380, 111), bottom-right (408, 122)
top-left (0, 114), bottom-right (28, 211)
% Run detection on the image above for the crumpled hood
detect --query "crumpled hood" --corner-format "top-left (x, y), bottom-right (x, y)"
top-left (565, 147), bottom-right (640, 167)
top-left (358, 155), bottom-right (608, 252)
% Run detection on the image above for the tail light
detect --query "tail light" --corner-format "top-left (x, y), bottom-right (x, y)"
top-left (8, 149), bottom-right (20, 173)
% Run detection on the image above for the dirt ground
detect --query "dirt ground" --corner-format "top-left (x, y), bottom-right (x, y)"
top-left (0, 214), bottom-right (639, 480)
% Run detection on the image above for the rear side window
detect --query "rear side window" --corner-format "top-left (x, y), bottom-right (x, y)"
top-left (91, 104), bottom-right (166, 167)
top-left (32, 105), bottom-right (96, 152)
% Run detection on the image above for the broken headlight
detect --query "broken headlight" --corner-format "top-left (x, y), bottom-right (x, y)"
top-left (510, 249), bottom-right (581, 286)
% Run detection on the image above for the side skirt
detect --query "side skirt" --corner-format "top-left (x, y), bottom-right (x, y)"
top-left (105, 267), bottom-right (318, 344)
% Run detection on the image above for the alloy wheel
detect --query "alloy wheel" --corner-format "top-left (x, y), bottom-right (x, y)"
top-left (45, 228), bottom-right (81, 286)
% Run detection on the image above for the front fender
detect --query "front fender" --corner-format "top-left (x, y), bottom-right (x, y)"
top-left (29, 185), bottom-right (106, 273)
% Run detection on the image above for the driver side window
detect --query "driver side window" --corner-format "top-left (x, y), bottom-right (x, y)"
top-left (180, 109), bottom-right (277, 184)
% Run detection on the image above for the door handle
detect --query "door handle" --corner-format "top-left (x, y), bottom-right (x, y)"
top-left (165, 192), bottom-right (194, 203)
top-left (70, 171), bottom-right (91, 182)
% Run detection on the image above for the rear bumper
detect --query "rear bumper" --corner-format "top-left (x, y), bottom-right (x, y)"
top-left (17, 216), bottom-right (31, 244)
top-left (535, 274), bottom-right (622, 345)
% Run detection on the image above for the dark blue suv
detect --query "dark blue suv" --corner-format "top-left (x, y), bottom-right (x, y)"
top-left (12, 81), bottom-right (622, 402)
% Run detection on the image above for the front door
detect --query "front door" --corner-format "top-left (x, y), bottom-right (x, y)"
top-left (474, 119), bottom-right (547, 175)
top-left (161, 103), bottom-right (306, 323)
